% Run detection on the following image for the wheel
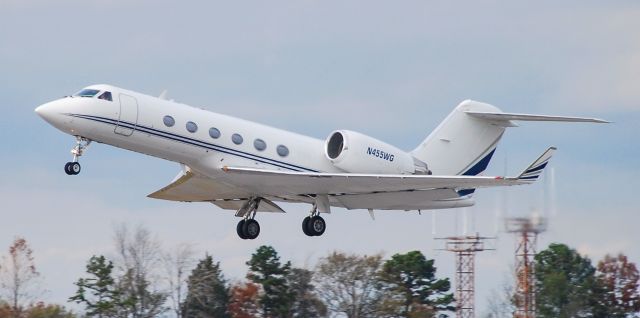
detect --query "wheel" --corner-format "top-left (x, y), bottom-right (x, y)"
top-left (308, 216), bottom-right (326, 236)
top-left (236, 220), bottom-right (247, 239)
top-left (243, 219), bottom-right (260, 240)
top-left (302, 216), bottom-right (312, 236)
top-left (64, 162), bottom-right (73, 175)
top-left (69, 162), bottom-right (81, 175)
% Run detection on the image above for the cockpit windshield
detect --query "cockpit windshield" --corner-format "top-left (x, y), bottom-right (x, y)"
top-left (74, 89), bottom-right (100, 97)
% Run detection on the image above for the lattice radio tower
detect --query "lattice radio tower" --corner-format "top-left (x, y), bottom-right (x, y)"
top-left (437, 234), bottom-right (494, 318)
top-left (505, 216), bottom-right (547, 318)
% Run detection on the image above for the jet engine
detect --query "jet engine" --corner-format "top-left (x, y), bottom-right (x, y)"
top-left (324, 130), bottom-right (430, 174)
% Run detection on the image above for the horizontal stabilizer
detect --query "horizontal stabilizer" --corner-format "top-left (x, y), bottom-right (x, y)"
top-left (465, 111), bottom-right (609, 123)
top-left (517, 147), bottom-right (556, 182)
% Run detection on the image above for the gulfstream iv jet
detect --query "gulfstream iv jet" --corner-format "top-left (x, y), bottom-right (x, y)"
top-left (35, 85), bottom-right (607, 239)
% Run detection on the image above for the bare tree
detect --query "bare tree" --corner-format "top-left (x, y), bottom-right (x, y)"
top-left (314, 251), bottom-right (384, 318)
top-left (484, 269), bottom-right (516, 318)
top-left (112, 223), bottom-right (167, 318)
top-left (162, 243), bottom-right (196, 318)
top-left (0, 237), bottom-right (42, 318)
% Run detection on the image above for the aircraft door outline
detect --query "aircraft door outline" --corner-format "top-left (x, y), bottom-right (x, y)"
top-left (115, 94), bottom-right (138, 136)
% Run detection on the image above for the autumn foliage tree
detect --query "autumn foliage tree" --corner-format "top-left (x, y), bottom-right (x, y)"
top-left (0, 237), bottom-right (41, 318)
top-left (596, 253), bottom-right (640, 317)
top-left (314, 252), bottom-right (384, 318)
top-left (228, 282), bottom-right (260, 318)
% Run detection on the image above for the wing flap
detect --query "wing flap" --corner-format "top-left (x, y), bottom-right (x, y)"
top-left (220, 167), bottom-right (524, 196)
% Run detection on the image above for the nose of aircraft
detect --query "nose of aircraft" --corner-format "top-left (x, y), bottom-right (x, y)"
top-left (35, 99), bottom-right (71, 130)
top-left (35, 101), bottom-right (57, 122)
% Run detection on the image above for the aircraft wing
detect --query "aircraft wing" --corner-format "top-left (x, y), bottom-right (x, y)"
top-left (148, 169), bottom-right (251, 202)
top-left (220, 147), bottom-right (556, 197)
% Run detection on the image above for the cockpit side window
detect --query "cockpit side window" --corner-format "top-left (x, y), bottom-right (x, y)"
top-left (74, 89), bottom-right (100, 97)
top-left (98, 91), bottom-right (113, 101)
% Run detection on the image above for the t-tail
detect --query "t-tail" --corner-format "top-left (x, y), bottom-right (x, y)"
top-left (410, 100), bottom-right (608, 193)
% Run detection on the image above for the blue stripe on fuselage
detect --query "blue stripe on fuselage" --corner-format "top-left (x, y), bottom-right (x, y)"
top-left (68, 113), bottom-right (319, 172)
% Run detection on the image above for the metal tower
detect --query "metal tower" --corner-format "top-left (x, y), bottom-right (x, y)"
top-left (505, 216), bottom-right (547, 318)
top-left (437, 234), bottom-right (494, 318)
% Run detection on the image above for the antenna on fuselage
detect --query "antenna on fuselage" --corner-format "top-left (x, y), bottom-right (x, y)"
top-left (159, 90), bottom-right (169, 100)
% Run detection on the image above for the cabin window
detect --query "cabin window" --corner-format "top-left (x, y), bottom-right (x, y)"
top-left (186, 121), bottom-right (198, 133)
top-left (209, 127), bottom-right (221, 139)
top-left (98, 91), bottom-right (112, 101)
top-left (74, 89), bottom-right (100, 98)
top-left (163, 115), bottom-right (175, 127)
top-left (232, 133), bottom-right (243, 145)
top-left (277, 145), bottom-right (289, 157)
top-left (253, 139), bottom-right (266, 151)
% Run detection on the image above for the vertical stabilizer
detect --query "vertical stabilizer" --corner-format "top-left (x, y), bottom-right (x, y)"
top-left (411, 100), bottom-right (506, 176)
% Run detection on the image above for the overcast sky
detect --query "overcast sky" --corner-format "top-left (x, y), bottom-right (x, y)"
top-left (1, 0), bottom-right (639, 315)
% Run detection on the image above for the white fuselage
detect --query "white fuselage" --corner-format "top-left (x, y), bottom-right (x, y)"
top-left (36, 84), bottom-right (342, 179)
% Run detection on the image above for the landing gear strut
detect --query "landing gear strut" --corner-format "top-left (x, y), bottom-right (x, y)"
top-left (302, 204), bottom-right (326, 237)
top-left (235, 198), bottom-right (261, 240)
top-left (64, 136), bottom-right (91, 176)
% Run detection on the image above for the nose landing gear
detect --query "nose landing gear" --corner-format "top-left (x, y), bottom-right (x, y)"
top-left (64, 136), bottom-right (91, 175)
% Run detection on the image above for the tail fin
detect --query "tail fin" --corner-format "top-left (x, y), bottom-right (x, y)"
top-left (517, 147), bottom-right (556, 182)
top-left (411, 100), bottom-right (607, 176)
top-left (411, 100), bottom-right (505, 176)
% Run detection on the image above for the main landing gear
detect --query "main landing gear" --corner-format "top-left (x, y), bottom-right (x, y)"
top-left (236, 198), bottom-right (261, 240)
top-left (302, 204), bottom-right (326, 237)
top-left (64, 136), bottom-right (91, 176)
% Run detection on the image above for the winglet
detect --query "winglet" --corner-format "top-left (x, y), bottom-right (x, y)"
top-left (517, 147), bottom-right (556, 182)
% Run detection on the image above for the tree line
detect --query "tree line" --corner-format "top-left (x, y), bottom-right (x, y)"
top-left (69, 235), bottom-right (455, 318)
top-left (0, 224), bottom-right (638, 318)
top-left (486, 243), bottom-right (640, 318)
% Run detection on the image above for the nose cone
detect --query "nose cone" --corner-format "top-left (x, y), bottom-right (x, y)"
top-left (35, 101), bottom-right (58, 123)
top-left (35, 99), bottom-right (72, 131)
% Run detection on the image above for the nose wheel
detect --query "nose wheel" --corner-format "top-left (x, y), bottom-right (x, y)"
top-left (64, 162), bottom-right (81, 175)
top-left (64, 136), bottom-right (91, 176)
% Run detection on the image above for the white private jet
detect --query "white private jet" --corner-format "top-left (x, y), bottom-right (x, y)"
top-left (35, 84), bottom-right (607, 239)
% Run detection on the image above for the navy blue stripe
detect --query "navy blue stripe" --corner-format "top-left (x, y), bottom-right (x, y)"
top-left (519, 176), bottom-right (539, 180)
top-left (457, 148), bottom-right (497, 197)
top-left (525, 162), bottom-right (548, 174)
top-left (462, 148), bottom-right (496, 176)
top-left (69, 114), bottom-right (319, 172)
top-left (457, 189), bottom-right (476, 196)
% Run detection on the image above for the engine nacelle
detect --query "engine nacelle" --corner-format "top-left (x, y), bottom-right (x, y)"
top-left (325, 130), bottom-right (427, 174)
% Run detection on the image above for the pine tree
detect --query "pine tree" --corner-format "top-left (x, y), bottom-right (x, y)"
top-left (378, 251), bottom-right (454, 317)
top-left (182, 255), bottom-right (230, 318)
top-left (246, 246), bottom-right (293, 318)
top-left (69, 255), bottom-right (120, 318)
top-left (535, 243), bottom-right (609, 318)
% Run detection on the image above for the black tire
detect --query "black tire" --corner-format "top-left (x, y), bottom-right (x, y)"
top-left (243, 219), bottom-right (260, 240)
top-left (309, 216), bottom-right (326, 236)
top-left (64, 162), bottom-right (73, 175)
top-left (236, 220), bottom-right (247, 239)
top-left (302, 216), bottom-right (312, 236)
top-left (70, 162), bottom-right (81, 175)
